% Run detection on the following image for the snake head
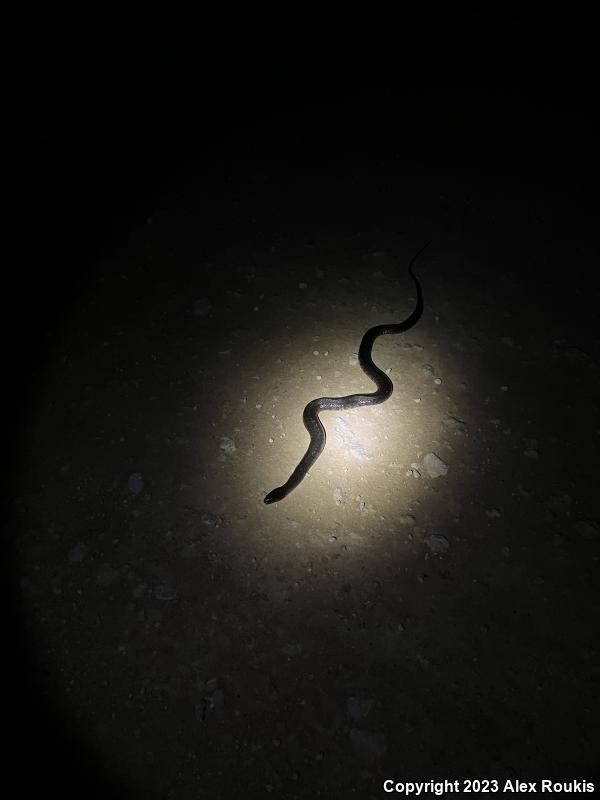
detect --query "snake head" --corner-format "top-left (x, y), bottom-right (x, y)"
top-left (264, 486), bottom-right (286, 504)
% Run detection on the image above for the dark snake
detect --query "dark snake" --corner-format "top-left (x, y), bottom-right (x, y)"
top-left (264, 241), bottom-right (430, 504)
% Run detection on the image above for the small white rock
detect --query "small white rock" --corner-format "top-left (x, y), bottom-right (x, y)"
top-left (423, 453), bottom-right (448, 478)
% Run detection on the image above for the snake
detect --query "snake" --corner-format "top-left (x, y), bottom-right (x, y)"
top-left (264, 241), bottom-right (430, 504)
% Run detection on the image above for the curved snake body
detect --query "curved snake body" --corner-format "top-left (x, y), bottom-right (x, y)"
top-left (264, 242), bottom-right (429, 504)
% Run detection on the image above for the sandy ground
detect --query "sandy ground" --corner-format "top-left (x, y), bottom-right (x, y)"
top-left (8, 114), bottom-right (600, 798)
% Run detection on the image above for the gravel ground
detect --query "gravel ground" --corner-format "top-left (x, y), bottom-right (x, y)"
top-left (6, 14), bottom-right (600, 790)
top-left (8, 115), bottom-right (600, 798)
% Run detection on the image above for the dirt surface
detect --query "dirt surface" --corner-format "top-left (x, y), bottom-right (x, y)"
top-left (6, 14), bottom-right (600, 796)
top-left (8, 109), bottom-right (600, 798)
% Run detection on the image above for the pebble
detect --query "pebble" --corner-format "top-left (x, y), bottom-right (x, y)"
top-left (199, 511), bottom-right (221, 528)
top-left (334, 487), bottom-right (346, 505)
top-left (348, 697), bottom-right (374, 721)
top-left (443, 416), bottom-right (467, 433)
top-left (208, 688), bottom-right (225, 713)
top-left (423, 453), bottom-right (449, 478)
top-left (424, 534), bottom-right (450, 554)
top-left (128, 472), bottom-right (145, 494)
top-left (219, 437), bottom-right (236, 455)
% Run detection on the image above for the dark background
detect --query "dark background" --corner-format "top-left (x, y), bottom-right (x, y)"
top-left (6, 9), bottom-right (599, 798)
top-left (8, 9), bottom-right (597, 393)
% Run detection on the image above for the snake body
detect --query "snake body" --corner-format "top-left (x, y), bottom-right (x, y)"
top-left (264, 242), bottom-right (429, 504)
